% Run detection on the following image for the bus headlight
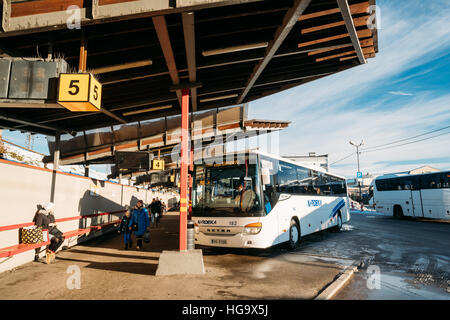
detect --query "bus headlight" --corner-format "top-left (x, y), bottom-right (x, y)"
top-left (194, 223), bottom-right (199, 234)
top-left (244, 222), bottom-right (262, 235)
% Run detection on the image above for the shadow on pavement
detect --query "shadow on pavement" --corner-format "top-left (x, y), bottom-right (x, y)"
top-left (56, 256), bottom-right (158, 276)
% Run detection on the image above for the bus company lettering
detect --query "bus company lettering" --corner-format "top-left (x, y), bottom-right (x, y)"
top-left (307, 200), bottom-right (322, 207)
top-left (198, 220), bottom-right (217, 225)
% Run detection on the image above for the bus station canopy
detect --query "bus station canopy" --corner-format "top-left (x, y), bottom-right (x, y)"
top-left (42, 104), bottom-right (290, 166)
top-left (0, 0), bottom-right (378, 136)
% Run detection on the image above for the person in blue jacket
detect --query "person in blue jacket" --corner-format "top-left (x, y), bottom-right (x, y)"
top-left (118, 209), bottom-right (133, 250)
top-left (129, 200), bottom-right (150, 250)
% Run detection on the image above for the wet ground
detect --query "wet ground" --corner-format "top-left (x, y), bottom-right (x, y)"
top-left (202, 211), bottom-right (450, 299)
top-left (311, 212), bottom-right (450, 300)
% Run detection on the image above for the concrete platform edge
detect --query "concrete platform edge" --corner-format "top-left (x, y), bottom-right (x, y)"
top-left (314, 261), bottom-right (359, 300)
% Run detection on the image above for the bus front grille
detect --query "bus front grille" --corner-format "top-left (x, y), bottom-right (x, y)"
top-left (199, 226), bottom-right (242, 236)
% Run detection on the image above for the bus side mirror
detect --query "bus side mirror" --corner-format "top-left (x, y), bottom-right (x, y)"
top-left (261, 168), bottom-right (271, 185)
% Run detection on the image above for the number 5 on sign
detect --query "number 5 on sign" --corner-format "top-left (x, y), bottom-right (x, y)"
top-left (58, 73), bottom-right (102, 112)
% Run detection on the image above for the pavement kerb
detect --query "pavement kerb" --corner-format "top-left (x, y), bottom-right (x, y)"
top-left (314, 260), bottom-right (360, 300)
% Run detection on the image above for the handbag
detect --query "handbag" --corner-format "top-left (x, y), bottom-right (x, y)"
top-left (21, 226), bottom-right (44, 244)
top-left (143, 230), bottom-right (150, 243)
top-left (131, 223), bottom-right (138, 231)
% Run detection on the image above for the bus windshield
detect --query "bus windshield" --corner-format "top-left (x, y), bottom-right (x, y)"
top-left (192, 163), bottom-right (264, 217)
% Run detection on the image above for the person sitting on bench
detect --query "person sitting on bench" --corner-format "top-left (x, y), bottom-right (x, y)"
top-left (34, 202), bottom-right (65, 264)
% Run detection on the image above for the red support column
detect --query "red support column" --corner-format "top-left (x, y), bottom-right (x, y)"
top-left (179, 88), bottom-right (190, 251)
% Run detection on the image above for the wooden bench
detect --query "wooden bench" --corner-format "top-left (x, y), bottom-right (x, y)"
top-left (0, 211), bottom-right (124, 258)
top-left (0, 241), bottom-right (51, 258)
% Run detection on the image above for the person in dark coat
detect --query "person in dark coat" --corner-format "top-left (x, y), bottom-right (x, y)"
top-left (154, 197), bottom-right (162, 227)
top-left (33, 202), bottom-right (65, 264)
top-left (129, 200), bottom-right (149, 250)
top-left (149, 198), bottom-right (156, 228)
top-left (118, 209), bottom-right (133, 250)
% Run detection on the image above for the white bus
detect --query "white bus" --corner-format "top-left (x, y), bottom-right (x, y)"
top-left (372, 171), bottom-right (450, 220)
top-left (191, 150), bottom-right (350, 249)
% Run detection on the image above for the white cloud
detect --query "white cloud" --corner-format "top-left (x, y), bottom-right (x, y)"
top-left (388, 91), bottom-right (413, 96)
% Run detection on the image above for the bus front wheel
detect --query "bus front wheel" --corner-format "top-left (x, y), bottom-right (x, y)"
top-left (332, 212), bottom-right (343, 232)
top-left (288, 219), bottom-right (300, 250)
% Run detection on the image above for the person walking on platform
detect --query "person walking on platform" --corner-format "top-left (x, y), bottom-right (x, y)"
top-left (161, 201), bottom-right (167, 215)
top-left (118, 209), bottom-right (133, 250)
top-left (33, 202), bottom-right (65, 264)
top-left (154, 197), bottom-right (162, 228)
top-left (129, 200), bottom-right (149, 250)
top-left (149, 198), bottom-right (156, 228)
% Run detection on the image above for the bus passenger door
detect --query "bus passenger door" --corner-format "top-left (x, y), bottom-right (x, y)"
top-left (411, 190), bottom-right (424, 217)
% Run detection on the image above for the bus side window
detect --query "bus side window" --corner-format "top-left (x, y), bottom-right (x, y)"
top-left (260, 156), bottom-right (279, 213)
top-left (443, 173), bottom-right (450, 188)
top-left (411, 176), bottom-right (420, 190)
top-left (296, 167), bottom-right (309, 195)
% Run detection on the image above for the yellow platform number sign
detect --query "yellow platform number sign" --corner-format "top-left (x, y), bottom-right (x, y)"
top-left (58, 73), bottom-right (102, 112)
top-left (152, 159), bottom-right (165, 171)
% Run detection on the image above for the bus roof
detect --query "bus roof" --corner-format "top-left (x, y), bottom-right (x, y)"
top-left (375, 170), bottom-right (450, 180)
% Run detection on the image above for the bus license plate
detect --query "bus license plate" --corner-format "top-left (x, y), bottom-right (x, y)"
top-left (211, 239), bottom-right (227, 245)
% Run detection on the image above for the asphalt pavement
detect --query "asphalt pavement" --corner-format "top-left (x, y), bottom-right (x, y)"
top-left (296, 211), bottom-right (450, 300)
top-left (201, 210), bottom-right (450, 299)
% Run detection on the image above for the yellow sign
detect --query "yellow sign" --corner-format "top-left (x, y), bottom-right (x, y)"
top-left (152, 159), bottom-right (165, 170)
top-left (57, 73), bottom-right (102, 112)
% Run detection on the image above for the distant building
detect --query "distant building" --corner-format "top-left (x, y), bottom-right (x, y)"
top-left (408, 165), bottom-right (440, 175)
top-left (379, 165), bottom-right (441, 178)
top-left (284, 152), bottom-right (328, 171)
top-left (347, 173), bottom-right (375, 188)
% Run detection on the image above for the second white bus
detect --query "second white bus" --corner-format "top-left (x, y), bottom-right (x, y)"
top-left (372, 171), bottom-right (450, 220)
top-left (191, 150), bottom-right (350, 249)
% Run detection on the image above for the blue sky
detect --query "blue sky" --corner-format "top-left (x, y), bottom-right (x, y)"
top-left (248, 0), bottom-right (450, 177)
top-left (2, 0), bottom-right (450, 178)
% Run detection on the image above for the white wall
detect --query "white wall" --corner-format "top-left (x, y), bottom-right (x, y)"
top-left (0, 159), bottom-right (178, 273)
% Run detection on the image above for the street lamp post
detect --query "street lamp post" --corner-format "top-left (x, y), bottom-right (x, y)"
top-left (349, 140), bottom-right (364, 201)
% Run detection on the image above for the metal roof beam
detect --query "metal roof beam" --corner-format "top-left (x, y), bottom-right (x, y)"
top-left (0, 120), bottom-right (54, 136)
top-left (0, 112), bottom-right (68, 134)
top-left (0, 102), bottom-right (63, 109)
top-left (101, 108), bottom-right (127, 124)
top-left (237, 0), bottom-right (312, 104)
top-left (182, 11), bottom-right (197, 111)
top-left (336, 0), bottom-right (366, 65)
top-left (152, 15), bottom-right (182, 107)
top-left (99, 43), bottom-right (356, 87)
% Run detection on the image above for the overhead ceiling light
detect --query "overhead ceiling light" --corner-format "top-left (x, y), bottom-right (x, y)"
top-left (202, 42), bottom-right (268, 57)
top-left (199, 94), bottom-right (238, 103)
top-left (122, 105), bottom-right (172, 116)
top-left (92, 59), bottom-right (152, 74)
